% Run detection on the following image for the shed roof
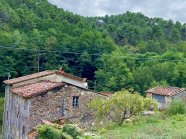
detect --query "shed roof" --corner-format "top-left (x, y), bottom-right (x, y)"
top-left (56, 70), bottom-right (87, 82)
top-left (146, 86), bottom-right (185, 96)
top-left (4, 70), bottom-right (87, 85)
top-left (11, 81), bottom-right (64, 98)
top-left (98, 92), bottom-right (113, 97)
top-left (3, 70), bottom-right (55, 85)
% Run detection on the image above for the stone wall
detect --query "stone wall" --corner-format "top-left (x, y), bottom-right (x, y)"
top-left (2, 86), bottom-right (30, 139)
top-left (28, 84), bottom-right (102, 131)
top-left (62, 85), bottom-right (100, 127)
top-left (172, 91), bottom-right (186, 101)
top-left (28, 87), bottom-right (65, 131)
top-left (3, 83), bottom-right (104, 138)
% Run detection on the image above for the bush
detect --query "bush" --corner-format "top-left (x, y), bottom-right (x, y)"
top-left (0, 97), bottom-right (4, 126)
top-left (166, 100), bottom-right (186, 116)
top-left (172, 114), bottom-right (185, 121)
top-left (63, 124), bottom-right (82, 139)
top-left (100, 128), bottom-right (107, 134)
top-left (37, 125), bottom-right (63, 139)
top-left (37, 124), bottom-right (84, 139)
top-left (61, 132), bottom-right (73, 139)
top-left (90, 90), bottom-right (157, 126)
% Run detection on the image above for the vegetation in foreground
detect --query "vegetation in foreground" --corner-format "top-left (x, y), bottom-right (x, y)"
top-left (90, 90), bottom-right (157, 126)
top-left (0, 97), bottom-right (4, 136)
top-left (36, 124), bottom-right (100, 139)
top-left (36, 113), bottom-right (186, 139)
top-left (101, 113), bottom-right (186, 139)
top-left (35, 101), bottom-right (186, 139)
top-left (101, 100), bottom-right (186, 139)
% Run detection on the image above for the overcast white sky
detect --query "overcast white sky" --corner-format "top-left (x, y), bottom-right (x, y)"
top-left (48, 0), bottom-right (186, 23)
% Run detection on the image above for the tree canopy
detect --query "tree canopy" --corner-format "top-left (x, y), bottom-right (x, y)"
top-left (0, 0), bottom-right (186, 95)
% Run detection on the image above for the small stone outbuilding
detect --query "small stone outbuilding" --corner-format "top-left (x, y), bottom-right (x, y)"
top-left (2, 69), bottom-right (105, 139)
top-left (146, 86), bottom-right (186, 109)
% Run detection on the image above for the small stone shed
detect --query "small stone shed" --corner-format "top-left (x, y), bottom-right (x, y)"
top-left (2, 69), bottom-right (106, 139)
top-left (146, 86), bottom-right (186, 109)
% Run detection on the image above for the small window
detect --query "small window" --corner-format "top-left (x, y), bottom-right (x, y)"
top-left (24, 101), bottom-right (28, 110)
top-left (153, 94), bottom-right (165, 103)
top-left (72, 96), bottom-right (79, 108)
top-left (6, 111), bottom-right (8, 121)
top-left (22, 125), bottom-right (25, 137)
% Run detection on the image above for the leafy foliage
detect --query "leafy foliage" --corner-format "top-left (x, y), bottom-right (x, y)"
top-left (0, 0), bottom-right (186, 95)
top-left (166, 100), bottom-right (186, 116)
top-left (37, 124), bottom-right (63, 139)
top-left (90, 90), bottom-right (157, 126)
top-left (63, 124), bottom-right (82, 139)
top-left (37, 124), bottom-right (83, 139)
top-left (0, 97), bottom-right (4, 126)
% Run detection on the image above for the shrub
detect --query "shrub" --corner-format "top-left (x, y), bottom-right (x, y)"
top-left (90, 90), bottom-right (157, 126)
top-left (61, 132), bottom-right (73, 139)
top-left (37, 125), bottom-right (63, 139)
top-left (63, 124), bottom-right (82, 139)
top-left (0, 97), bottom-right (4, 126)
top-left (172, 114), bottom-right (185, 121)
top-left (37, 124), bottom-right (84, 139)
top-left (100, 128), bottom-right (107, 134)
top-left (166, 100), bottom-right (186, 116)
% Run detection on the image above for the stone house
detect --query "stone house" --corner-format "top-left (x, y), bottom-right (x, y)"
top-left (146, 86), bottom-right (186, 109)
top-left (2, 69), bottom-right (106, 139)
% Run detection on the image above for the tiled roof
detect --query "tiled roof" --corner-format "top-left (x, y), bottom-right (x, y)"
top-left (11, 81), bottom-right (64, 98)
top-left (146, 86), bottom-right (185, 96)
top-left (56, 70), bottom-right (87, 82)
top-left (28, 130), bottom-right (38, 139)
top-left (98, 92), bottom-right (113, 97)
top-left (4, 71), bottom-right (55, 85)
top-left (4, 70), bottom-right (87, 85)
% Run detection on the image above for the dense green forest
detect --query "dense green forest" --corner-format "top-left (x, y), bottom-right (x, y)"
top-left (0, 0), bottom-right (186, 95)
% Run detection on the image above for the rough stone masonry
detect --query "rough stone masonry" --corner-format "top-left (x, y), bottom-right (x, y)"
top-left (2, 70), bottom-right (107, 139)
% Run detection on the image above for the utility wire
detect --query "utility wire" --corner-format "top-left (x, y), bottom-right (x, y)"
top-left (0, 46), bottom-right (100, 56)
top-left (1, 46), bottom-right (186, 62)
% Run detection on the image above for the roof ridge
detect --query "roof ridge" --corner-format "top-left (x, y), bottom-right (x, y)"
top-left (56, 71), bottom-right (87, 82)
top-left (147, 86), bottom-right (185, 96)
top-left (3, 70), bottom-right (55, 85)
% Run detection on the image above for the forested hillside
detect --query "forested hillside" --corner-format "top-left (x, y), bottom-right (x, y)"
top-left (0, 0), bottom-right (186, 95)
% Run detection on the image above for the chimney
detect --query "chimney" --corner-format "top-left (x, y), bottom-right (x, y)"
top-left (59, 67), bottom-right (64, 73)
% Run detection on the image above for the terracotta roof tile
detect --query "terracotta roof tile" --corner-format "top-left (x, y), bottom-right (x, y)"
top-left (4, 71), bottom-right (55, 85)
top-left (98, 92), bottom-right (113, 97)
top-left (28, 130), bottom-right (38, 139)
top-left (56, 71), bottom-right (87, 82)
top-left (11, 81), bottom-right (64, 98)
top-left (146, 86), bottom-right (185, 96)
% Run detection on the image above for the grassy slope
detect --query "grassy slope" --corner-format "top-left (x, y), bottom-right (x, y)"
top-left (101, 114), bottom-right (186, 139)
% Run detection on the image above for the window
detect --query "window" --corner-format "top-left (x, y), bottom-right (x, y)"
top-left (6, 111), bottom-right (8, 121)
top-left (153, 94), bottom-right (165, 103)
top-left (24, 101), bottom-right (29, 110)
top-left (22, 125), bottom-right (25, 137)
top-left (72, 96), bottom-right (79, 107)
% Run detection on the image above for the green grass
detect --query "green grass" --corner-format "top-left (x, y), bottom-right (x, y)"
top-left (0, 97), bottom-right (4, 139)
top-left (101, 113), bottom-right (186, 139)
